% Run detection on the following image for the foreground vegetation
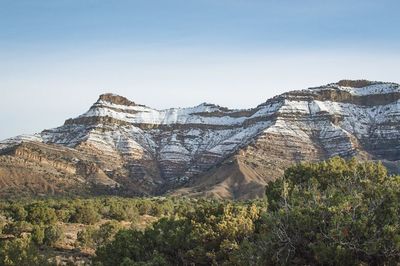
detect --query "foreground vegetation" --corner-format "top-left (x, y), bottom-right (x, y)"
top-left (0, 157), bottom-right (399, 265)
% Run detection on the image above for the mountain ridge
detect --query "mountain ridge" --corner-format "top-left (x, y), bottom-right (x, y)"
top-left (1, 79), bottom-right (400, 199)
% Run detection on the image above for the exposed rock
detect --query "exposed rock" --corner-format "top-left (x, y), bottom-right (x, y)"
top-left (98, 93), bottom-right (137, 106)
top-left (1, 80), bottom-right (400, 199)
top-left (337, 79), bottom-right (378, 88)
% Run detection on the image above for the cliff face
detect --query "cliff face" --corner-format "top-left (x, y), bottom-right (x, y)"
top-left (1, 80), bottom-right (400, 199)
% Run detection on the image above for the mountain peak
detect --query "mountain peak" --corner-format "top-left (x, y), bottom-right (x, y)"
top-left (336, 80), bottom-right (380, 88)
top-left (2, 80), bottom-right (400, 199)
top-left (307, 80), bottom-right (399, 97)
top-left (97, 93), bottom-right (136, 106)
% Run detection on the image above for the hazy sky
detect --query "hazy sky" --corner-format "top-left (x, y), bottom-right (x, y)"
top-left (1, 0), bottom-right (400, 139)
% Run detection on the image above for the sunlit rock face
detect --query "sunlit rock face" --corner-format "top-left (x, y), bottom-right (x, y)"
top-left (2, 80), bottom-right (400, 198)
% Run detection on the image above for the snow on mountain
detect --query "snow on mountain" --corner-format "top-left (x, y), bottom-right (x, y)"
top-left (311, 81), bottom-right (400, 96)
top-left (1, 80), bottom-right (400, 198)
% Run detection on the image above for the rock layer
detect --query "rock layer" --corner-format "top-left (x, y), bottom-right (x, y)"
top-left (1, 80), bottom-right (400, 199)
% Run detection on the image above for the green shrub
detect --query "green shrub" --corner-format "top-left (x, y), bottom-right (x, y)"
top-left (77, 226), bottom-right (97, 248)
top-left (72, 204), bottom-right (100, 225)
top-left (31, 225), bottom-right (45, 245)
top-left (44, 225), bottom-right (63, 246)
top-left (94, 202), bottom-right (262, 265)
top-left (241, 157), bottom-right (400, 265)
top-left (8, 204), bottom-right (28, 221)
top-left (27, 204), bottom-right (57, 225)
top-left (0, 237), bottom-right (51, 266)
top-left (3, 221), bottom-right (32, 237)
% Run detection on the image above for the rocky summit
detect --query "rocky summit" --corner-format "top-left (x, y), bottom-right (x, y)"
top-left (1, 80), bottom-right (400, 199)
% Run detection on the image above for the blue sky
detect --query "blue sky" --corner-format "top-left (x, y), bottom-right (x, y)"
top-left (1, 0), bottom-right (400, 139)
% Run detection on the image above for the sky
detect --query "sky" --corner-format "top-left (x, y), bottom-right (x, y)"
top-left (1, 0), bottom-right (400, 139)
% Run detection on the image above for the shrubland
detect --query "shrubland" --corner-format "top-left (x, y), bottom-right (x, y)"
top-left (0, 157), bottom-right (398, 265)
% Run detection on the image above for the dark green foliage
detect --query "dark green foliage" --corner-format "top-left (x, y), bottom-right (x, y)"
top-left (71, 204), bottom-right (101, 225)
top-left (26, 204), bottom-right (57, 225)
top-left (31, 225), bottom-right (45, 245)
top-left (0, 159), bottom-right (398, 265)
top-left (7, 204), bottom-right (27, 221)
top-left (3, 221), bottom-right (32, 237)
top-left (93, 158), bottom-right (400, 266)
top-left (43, 225), bottom-right (63, 246)
top-left (101, 198), bottom-right (139, 221)
top-left (243, 157), bottom-right (400, 265)
top-left (94, 221), bottom-right (122, 247)
top-left (0, 237), bottom-right (52, 266)
top-left (94, 202), bottom-right (263, 266)
top-left (0, 196), bottom-right (208, 264)
top-left (77, 221), bottom-right (122, 249)
top-left (1, 196), bottom-right (198, 228)
top-left (77, 225), bottom-right (97, 248)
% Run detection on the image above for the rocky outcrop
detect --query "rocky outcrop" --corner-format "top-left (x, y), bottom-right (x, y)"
top-left (337, 79), bottom-right (378, 88)
top-left (98, 93), bottom-right (137, 106)
top-left (0, 141), bottom-right (121, 197)
top-left (1, 80), bottom-right (400, 199)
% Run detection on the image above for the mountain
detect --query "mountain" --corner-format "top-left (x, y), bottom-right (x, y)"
top-left (1, 80), bottom-right (400, 199)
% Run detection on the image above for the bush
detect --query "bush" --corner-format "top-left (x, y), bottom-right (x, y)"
top-left (0, 162), bottom-right (396, 266)
top-left (245, 157), bottom-right (400, 265)
top-left (94, 221), bottom-right (122, 247)
top-left (3, 221), bottom-right (32, 237)
top-left (72, 204), bottom-right (100, 225)
top-left (94, 202), bottom-right (262, 265)
top-left (105, 200), bottom-right (139, 222)
top-left (44, 225), bottom-right (63, 246)
top-left (77, 226), bottom-right (97, 248)
top-left (77, 222), bottom-right (122, 249)
top-left (31, 225), bottom-right (45, 245)
top-left (27, 204), bottom-right (57, 225)
top-left (0, 237), bottom-right (51, 266)
top-left (8, 204), bottom-right (28, 221)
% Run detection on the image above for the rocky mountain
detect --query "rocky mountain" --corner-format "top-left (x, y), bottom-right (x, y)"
top-left (1, 80), bottom-right (400, 199)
